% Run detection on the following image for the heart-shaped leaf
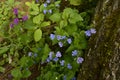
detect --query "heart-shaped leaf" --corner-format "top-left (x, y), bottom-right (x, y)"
top-left (34, 29), bottom-right (42, 42)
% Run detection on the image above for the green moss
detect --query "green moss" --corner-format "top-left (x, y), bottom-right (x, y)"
top-left (78, 1), bottom-right (120, 80)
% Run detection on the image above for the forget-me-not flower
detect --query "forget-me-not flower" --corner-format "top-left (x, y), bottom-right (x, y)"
top-left (28, 52), bottom-right (32, 57)
top-left (53, 57), bottom-right (59, 62)
top-left (67, 38), bottom-right (72, 44)
top-left (46, 0), bottom-right (51, 3)
top-left (61, 36), bottom-right (66, 39)
top-left (72, 50), bottom-right (78, 56)
top-left (50, 34), bottom-right (55, 40)
top-left (90, 28), bottom-right (96, 34)
top-left (58, 42), bottom-right (63, 47)
top-left (85, 30), bottom-right (91, 37)
top-left (71, 77), bottom-right (76, 80)
top-left (63, 75), bottom-right (67, 80)
top-left (67, 63), bottom-right (72, 69)
top-left (60, 60), bottom-right (65, 66)
top-left (34, 53), bottom-right (38, 57)
top-left (48, 9), bottom-right (52, 14)
top-left (46, 58), bottom-right (50, 62)
top-left (49, 51), bottom-right (53, 60)
top-left (43, 3), bottom-right (47, 7)
top-left (77, 57), bottom-right (84, 64)
top-left (57, 35), bottom-right (62, 40)
top-left (43, 9), bottom-right (47, 14)
top-left (56, 51), bottom-right (62, 57)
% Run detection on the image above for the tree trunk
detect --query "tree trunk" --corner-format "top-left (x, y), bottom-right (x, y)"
top-left (77, 0), bottom-right (120, 80)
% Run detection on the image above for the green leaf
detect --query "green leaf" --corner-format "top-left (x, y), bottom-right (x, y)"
top-left (22, 69), bottom-right (31, 78)
top-left (19, 33), bottom-right (31, 44)
top-left (20, 57), bottom-right (29, 67)
top-left (44, 71), bottom-right (52, 79)
top-left (30, 11), bottom-right (39, 15)
top-left (69, 0), bottom-right (82, 6)
top-left (31, 2), bottom-right (39, 11)
top-left (11, 68), bottom-right (22, 78)
top-left (65, 44), bottom-right (75, 53)
top-left (42, 44), bottom-right (50, 61)
top-left (69, 13), bottom-right (83, 24)
top-left (34, 29), bottom-right (42, 42)
top-left (54, 1), bottom-right (61, 5)
top-left (60, 20), bottom-right (68, 28)
top-left (0, 66), bottom-right (5, 73)
top-left (0, 60), bottom-right (5, 66)
top-left (29, 2), bottom-right (39, 15)
top-left (67, 71), bottom-right (75, 80)
top-left (49, 13), bottom-right (61, 22)
top-left (40, 21), bottom-right (51, 27)
top-left (8, 0), bottom-right (14, 6)
top-left (39, 4), bottom-right (45, 12)
top-left (33, 14), bottom-right (44, 24)
top-left (25, 2), bottom-right (31, 7)
top-left (65, 24), bottom-right (77, 35)
top-left (62, 8), bottom-right (73, 19)
top-left (73, 31), bottom-right (87, 49)
top-left (24, 19), bottom-right (35, 30)
top-left (78, 31), bottom-right (87, 49)
top-left (0, 46), bottom-right (9, 56)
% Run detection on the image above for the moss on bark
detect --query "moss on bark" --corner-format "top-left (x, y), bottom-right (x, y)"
top-left (77, 0), bottom-right (120, 80)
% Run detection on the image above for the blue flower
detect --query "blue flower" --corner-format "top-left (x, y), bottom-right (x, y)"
top-left (46, 58), bottom-right (50, 62)
top-left (53, 57), bottom-right (59, 62)
top-left (61, 36), bottom-right (66, 39)
top-left (58, 42), bottom-right (63, 47)
top-left (34, 53), bottom-right (38, 57)
top-left (28, 52), bottom-right (32, 57)
top-left (56, 51), bottom-right (62, 57)
top-left (14, 18), bottom-right (19, 24)
top-left (57, 35), bottom-right (62, 40)
top-left (46, 0), bottom-right (51, 3)
top-left (48, 9), bottom-right (52, 14)
top-left (90, 28), bottom-right (96, 34)
top-left (60, 60), bottom-right (65, 66)
top-left (72, 50), bottom-right (78, 56)
top-left (43, 3), bottom-right (47, 7)
top-left (67, 63), bottom-right (72, 69)
top-left (67, 38), bottom-right (72, 44)
top-left (77, 57), bottom-right (84, 64)
top-left (49, 52), bottom-right (53, 60)
top-left (85, 30), bottom-right (91, 36)
top-left (63, 75), bottom-right (67, 80)
top-left (71, 77), bottom-right (76, 80)
top-left (50, 34), bottom-right (55, 40)
top-left (43, 9), bottom-right (47, 14)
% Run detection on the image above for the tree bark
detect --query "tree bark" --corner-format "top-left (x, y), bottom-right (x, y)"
top-left (77, 0), bottom-right (120, 80)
